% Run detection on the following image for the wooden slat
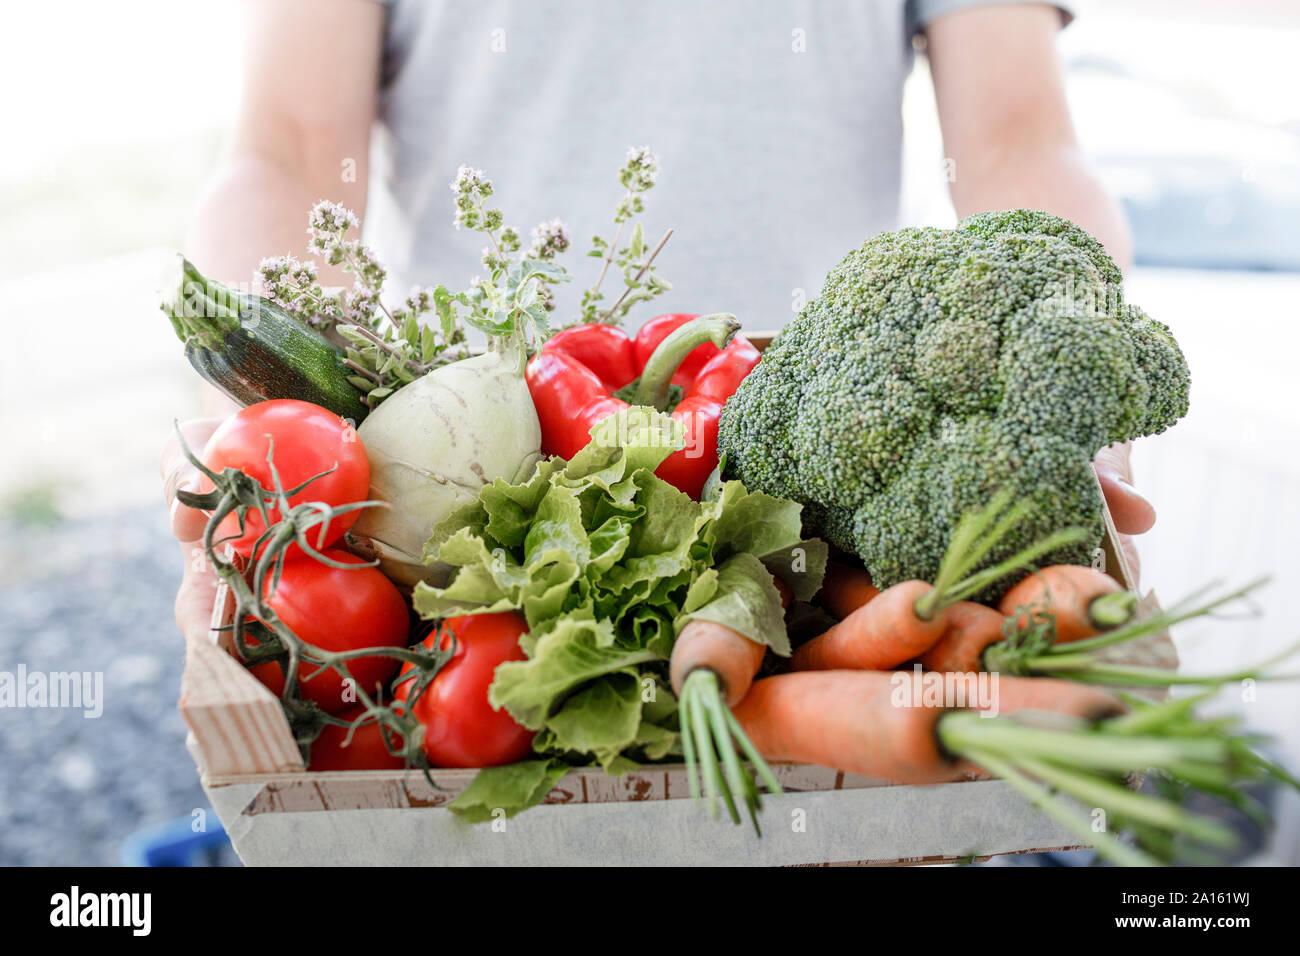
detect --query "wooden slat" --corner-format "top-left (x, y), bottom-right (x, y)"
top-left (201, 762), bottom-right (898, 815)
top-left (180, 574), bottom-right (305, 776)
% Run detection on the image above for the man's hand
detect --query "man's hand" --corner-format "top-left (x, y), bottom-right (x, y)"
top-left (160, 418), bottom-right (225, 644)
top-left (1094, 442), bottom-right (1154, 581)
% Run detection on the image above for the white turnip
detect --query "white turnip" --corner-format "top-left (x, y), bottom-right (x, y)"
top-left (350, 350), bottom-right (542, 587)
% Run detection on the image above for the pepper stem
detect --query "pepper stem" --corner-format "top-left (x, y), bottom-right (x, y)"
top-left (627, 313), bottom-right (740, 411)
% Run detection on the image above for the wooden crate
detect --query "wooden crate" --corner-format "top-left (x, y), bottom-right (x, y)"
top-left (180, 333), bottom-right (1176, 866)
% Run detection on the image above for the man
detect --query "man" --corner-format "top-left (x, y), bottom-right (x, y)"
top-left (162, 0), bottom-right (1155, 642)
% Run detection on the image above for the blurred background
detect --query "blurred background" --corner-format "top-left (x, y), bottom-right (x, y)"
top-left (0, 0), bottom-right (1296, 865)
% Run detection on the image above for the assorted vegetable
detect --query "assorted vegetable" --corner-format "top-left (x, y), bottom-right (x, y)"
top-left (162, 149), bottom-right (1300, 866)
top-left (413, 407), bottom-right (826, 819)
top-left (527, 313), bottom-right (761, 498)
top-left (791, 493), bottom-right (1088, 672)
top-left (394, 613), bottom-right (536, 768)
top-left (716, 209), bottom-right (1191, 601)
top-left (247, 547), bottom-right (408, 713)
top-left (351, 349), bottom-right (544, 587)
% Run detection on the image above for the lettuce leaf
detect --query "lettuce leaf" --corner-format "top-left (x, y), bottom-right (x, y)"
top-left (422, 405), bottom-right (825, 810)
top-left (446, 758), bottom-right (570, 822)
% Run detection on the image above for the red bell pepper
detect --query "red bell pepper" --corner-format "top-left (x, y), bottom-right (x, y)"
top-left (525, 313), bottom-right (761, 499)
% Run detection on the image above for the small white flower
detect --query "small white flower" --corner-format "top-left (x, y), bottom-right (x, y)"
top-left (528, 217), bottom-right (571, 259)
top-left (451, 164), bottom-right (490, 194)
top-left (308, 200), bottom-right (359, 233)
top-left (626, 145), bottom-right (658, 167)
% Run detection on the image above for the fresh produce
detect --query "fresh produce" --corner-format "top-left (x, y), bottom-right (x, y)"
top-left (393, 613), bottom-right (536, 768)
top-left (717, 209), bottom-right (1191, 600)
top-left (166, 148), bottom-right (689, 583)
top-left (176, 430), bottom-right (449, 758)
top-left (918, 605), bottom-right (1022, 674)
top-left (527, 313), bottom-right (761, 499)
top-left (937, 693), bottom-right (1300, 866)
top-left (166, 151), bottom-right (1300, 866)
top-left (670, 579), bottom-right (794, 830)
top-left (734, 671), bottom-right (1124, 785)
top-left (352, 350), bottom-right (545, 587)
top-left (998, 564), bottom-right (1138, 642)
top-left (792, 492), bottom-right (1089, 671)
top-left (576, 145), bottom-right (672, 325)
top-left (982, 578), bottom-right (1295, 688)
top-left (815, 561), bottom-right (879, 620)
top-left (412, 407), bottom-right (827, 819)
top-left (922, 563), bottom-right (1139, 673)
top-left (735, 670), bottom-right (1298, 865)
top-left (197, 399), bottom-right (371, 558)
top-left (163, 257), bottom-right (372, 423)
top-left (308, 706), bottom-right (407, 772)
top-left (670, 620), bottom-right (768, 709)
top-left (246, 548), bottom-right (409, 714)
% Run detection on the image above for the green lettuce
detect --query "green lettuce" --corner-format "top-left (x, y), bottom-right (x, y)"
top-left (414, 407), bottom-right (826, 818)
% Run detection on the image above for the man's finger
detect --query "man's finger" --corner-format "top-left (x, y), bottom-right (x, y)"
top-left (1094, 442), bottom-right (1156, 536)
top-left (170, 482), bottom-right (210, 542)
top-left (174, 541), bottom-right (220, 645)
top-left (161, 417), bottom-right (225, 543)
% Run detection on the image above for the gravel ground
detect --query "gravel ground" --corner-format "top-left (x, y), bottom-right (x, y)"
top-left (0, 507), bottom-right (237, 866)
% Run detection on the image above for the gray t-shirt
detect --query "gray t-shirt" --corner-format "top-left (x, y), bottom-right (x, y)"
top-left (369, 0), bottom-right (1067, 331)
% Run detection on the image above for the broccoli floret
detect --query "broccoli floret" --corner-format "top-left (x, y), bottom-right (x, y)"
top-left (718, 209), bottom-right (1189, 599)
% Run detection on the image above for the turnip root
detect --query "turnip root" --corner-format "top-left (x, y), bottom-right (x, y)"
top-left (351, 350), bottom-right (542, 587)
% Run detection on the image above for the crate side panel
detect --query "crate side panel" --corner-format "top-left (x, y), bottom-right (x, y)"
top-left (223, 778), bottom-right (1086, 867)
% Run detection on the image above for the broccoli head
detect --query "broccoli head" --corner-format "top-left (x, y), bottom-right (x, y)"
top-left (717, 209), bottom-right (1190, 599)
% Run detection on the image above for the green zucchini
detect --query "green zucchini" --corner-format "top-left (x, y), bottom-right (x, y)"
top-left (163, 257), bottom-right (370, 424)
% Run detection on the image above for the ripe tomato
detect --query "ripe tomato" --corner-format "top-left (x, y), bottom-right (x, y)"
top-left (200, 399), bottom-right (370, 557)
top-left (394, 612), bottom-right (536, 768)
top-left (308, 706), bottom-right (407, 772)
top-left (248, 549), bottom-right (409, 714)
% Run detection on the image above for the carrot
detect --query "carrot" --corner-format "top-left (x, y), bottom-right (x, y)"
top-left (671, 573), bottom-right (796, 830)
top-left (999, 565), bottom-right (1137, 643)
top-left (733, 670), bottom-right (962, 784)
top-left (916, 601), bottom-right (1007, 673)
top-left (671, 621), bottom-right (768, 707)
top-left (972, 673), bottom-right (1126, 722)
top-left (816, 561), bottom-right (879, 620)
top-left (772, 574), bottom-right (794, 610)
top-left (792, 491), bottom-right (1092, 673)
top-left (733, 670), bottom-right (1125, 785)
top-left (990, 577), bottom-right (1281, 689)
top-left (793, 579), bottom-right (949, 671)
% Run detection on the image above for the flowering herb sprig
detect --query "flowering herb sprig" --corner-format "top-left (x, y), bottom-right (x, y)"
top-left (258, 147), bottom-right (669, 403)
top-left (579, 146), bottom-right (673, 325)
top-left (447, 165), bottom-right (571, 364)
top-left (258, 201), bottom-right (468, 406)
